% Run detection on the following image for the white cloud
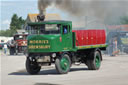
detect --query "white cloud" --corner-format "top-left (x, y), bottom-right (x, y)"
top-left (1, 0), bottom-right (37, 1)
top-left (2, 20), bottom-right (10, 30)
top-left (2, 19), bottom-right (10, 25)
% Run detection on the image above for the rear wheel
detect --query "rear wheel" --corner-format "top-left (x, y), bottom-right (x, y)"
top-left (86, 51), bottom-right (101, 70)
top-left (26, 57), bottom-right (41, 75)
top-left (55, 53), bottom-right (71, 74)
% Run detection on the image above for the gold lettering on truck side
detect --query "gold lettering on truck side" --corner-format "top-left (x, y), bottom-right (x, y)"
top-left (29, 45), bottom-right (50, 49)
top-left (30, 40), bottom-right (33, 44)
top-left (29, 40), bottom-right (49, 44)
top-left (36, 40), bottom-right (38, 43)
top-left (36, 46), bottom-right (38, 48)
top-left (39, 40), bottom-right (42, 43)
top-left (33, 40), bottom-right (36, 43)
top-left (46, 40), bottom-right (49, 44)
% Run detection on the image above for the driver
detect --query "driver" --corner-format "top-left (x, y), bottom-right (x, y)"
top-left (64, 27), bottom-right (67, 34)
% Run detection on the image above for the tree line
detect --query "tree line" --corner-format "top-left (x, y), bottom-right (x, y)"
top-left (0, 13), bottom-right (128, 37)
top-left (0, 14), bottom-right (25, 37)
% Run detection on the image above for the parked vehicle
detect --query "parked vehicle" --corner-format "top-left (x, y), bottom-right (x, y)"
top-left (0, 43), bottom-right (4, 49)
top-left (8, 33), bottom-right (28, 55)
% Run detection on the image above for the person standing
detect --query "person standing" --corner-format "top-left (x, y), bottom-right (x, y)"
top-left (112, 37), bottom-right (118, 56)
top-left (108, 38), bottom-right (112, 56)
top-left (3, 44), bottom-right (7, 54)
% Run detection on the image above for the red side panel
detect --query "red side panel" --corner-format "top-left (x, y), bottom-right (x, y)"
top-left (83, 30), bottom-right (88, 45)
top-left (92, 30), bottom-right (97, 45)
top-left (16, 40), bottom-right (27, 46)
top-left (87, 30), bottom-right (91, 45)
top-left (72, 29), bottom-right (106, 46)
top-left (102, 30), bottom-right (106, 44)
top-left (78, 30), bottom-right (82, 46)
top-left (96, 30), bottom-right (101, 44)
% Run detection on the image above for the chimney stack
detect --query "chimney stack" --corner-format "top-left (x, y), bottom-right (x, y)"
top-left (37, 7), bottom-right (46, 22)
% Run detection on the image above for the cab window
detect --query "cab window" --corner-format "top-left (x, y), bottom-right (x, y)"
top-left (28, 24), bottom-right (60, 34)
top-left (63, 26), bottom-right (68, 34)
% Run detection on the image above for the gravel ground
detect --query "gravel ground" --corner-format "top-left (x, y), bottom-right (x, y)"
top-left (0, 50), bottom-right (128, 85)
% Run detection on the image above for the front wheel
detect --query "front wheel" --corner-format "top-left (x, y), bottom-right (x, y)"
top-left (86, 51), bottom-right (101, 70)
top-left (26, 57), bottom-right (41, 75)
top-left (55, 53), bottom-right (71, 74)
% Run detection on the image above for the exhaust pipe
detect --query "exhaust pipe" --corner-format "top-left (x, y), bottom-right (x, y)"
top-left (37, 14), bottom-right (45, 22)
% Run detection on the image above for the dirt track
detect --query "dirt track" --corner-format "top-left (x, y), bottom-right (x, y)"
top-left (1, 50), bottom-right (128, 85)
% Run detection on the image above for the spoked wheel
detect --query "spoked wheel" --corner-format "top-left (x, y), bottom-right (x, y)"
top-left (55, 53), bottom-right (71, 74)
top-left (26, 57), bottom-right (41, 75)
top-left (86, 50), bottom-right (101, 70)
top-left (95, 53), bottom-right (101, 69)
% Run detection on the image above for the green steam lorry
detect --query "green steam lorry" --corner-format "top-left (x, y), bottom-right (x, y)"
top-left (26, 20), bottom-right (107, 74)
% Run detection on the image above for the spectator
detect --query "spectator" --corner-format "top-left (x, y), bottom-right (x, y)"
top-left (112, 37), bottom-right (119, 56)
top-left (3, 44), bottom-right (7, 54)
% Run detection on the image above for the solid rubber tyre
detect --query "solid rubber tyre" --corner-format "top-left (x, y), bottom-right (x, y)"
top-left (26, 57), bottom-right (41, 75)
top-left (86, 51), bottom-right (101, 70)
top-left (55, 54), bottom-right (71, 74)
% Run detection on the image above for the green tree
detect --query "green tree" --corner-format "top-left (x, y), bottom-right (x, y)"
top-left (0, 14), bottom-right (25, 37)
top-left (10, 14), bottom-right (19, 30)
top-left (120, 16), bottom-right (128, 24)
top-left (0, 29), bottom-right (16, 37)
top-left (10, 14), bottom-right (25, 30)
top-left (18, 17), bottom-right (25, 29)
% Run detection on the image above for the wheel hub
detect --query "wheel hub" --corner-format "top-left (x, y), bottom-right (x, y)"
top-left (95, 55), bottom-right (100, 68)
top-left (60, 57), bottom-right (69, 71)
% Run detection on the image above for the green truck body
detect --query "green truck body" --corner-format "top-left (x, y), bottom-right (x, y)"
top-left (25, 20), bottom-right (107, 74)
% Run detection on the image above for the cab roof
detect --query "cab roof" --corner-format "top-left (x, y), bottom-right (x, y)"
top-left (28, 20), bottom-right (72, 26)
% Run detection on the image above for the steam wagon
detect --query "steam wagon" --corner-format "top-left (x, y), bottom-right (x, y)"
top-left (26, 20), bottom-right (107, 74)
top-left (9, 33), bottom-right (28, 55)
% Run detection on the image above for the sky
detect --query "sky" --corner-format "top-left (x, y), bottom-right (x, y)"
top-left (0, 0), bottom-right (102, 30)
top-left (0, 0), bottom-right (68, 30)
top-left (1, 0), bottom-right (127, 30)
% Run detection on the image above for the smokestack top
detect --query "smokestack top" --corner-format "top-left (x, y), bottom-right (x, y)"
top-left (27, 13), bottom-right (61, 22)
top-left (37, 14), bottom-right (45, 22)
